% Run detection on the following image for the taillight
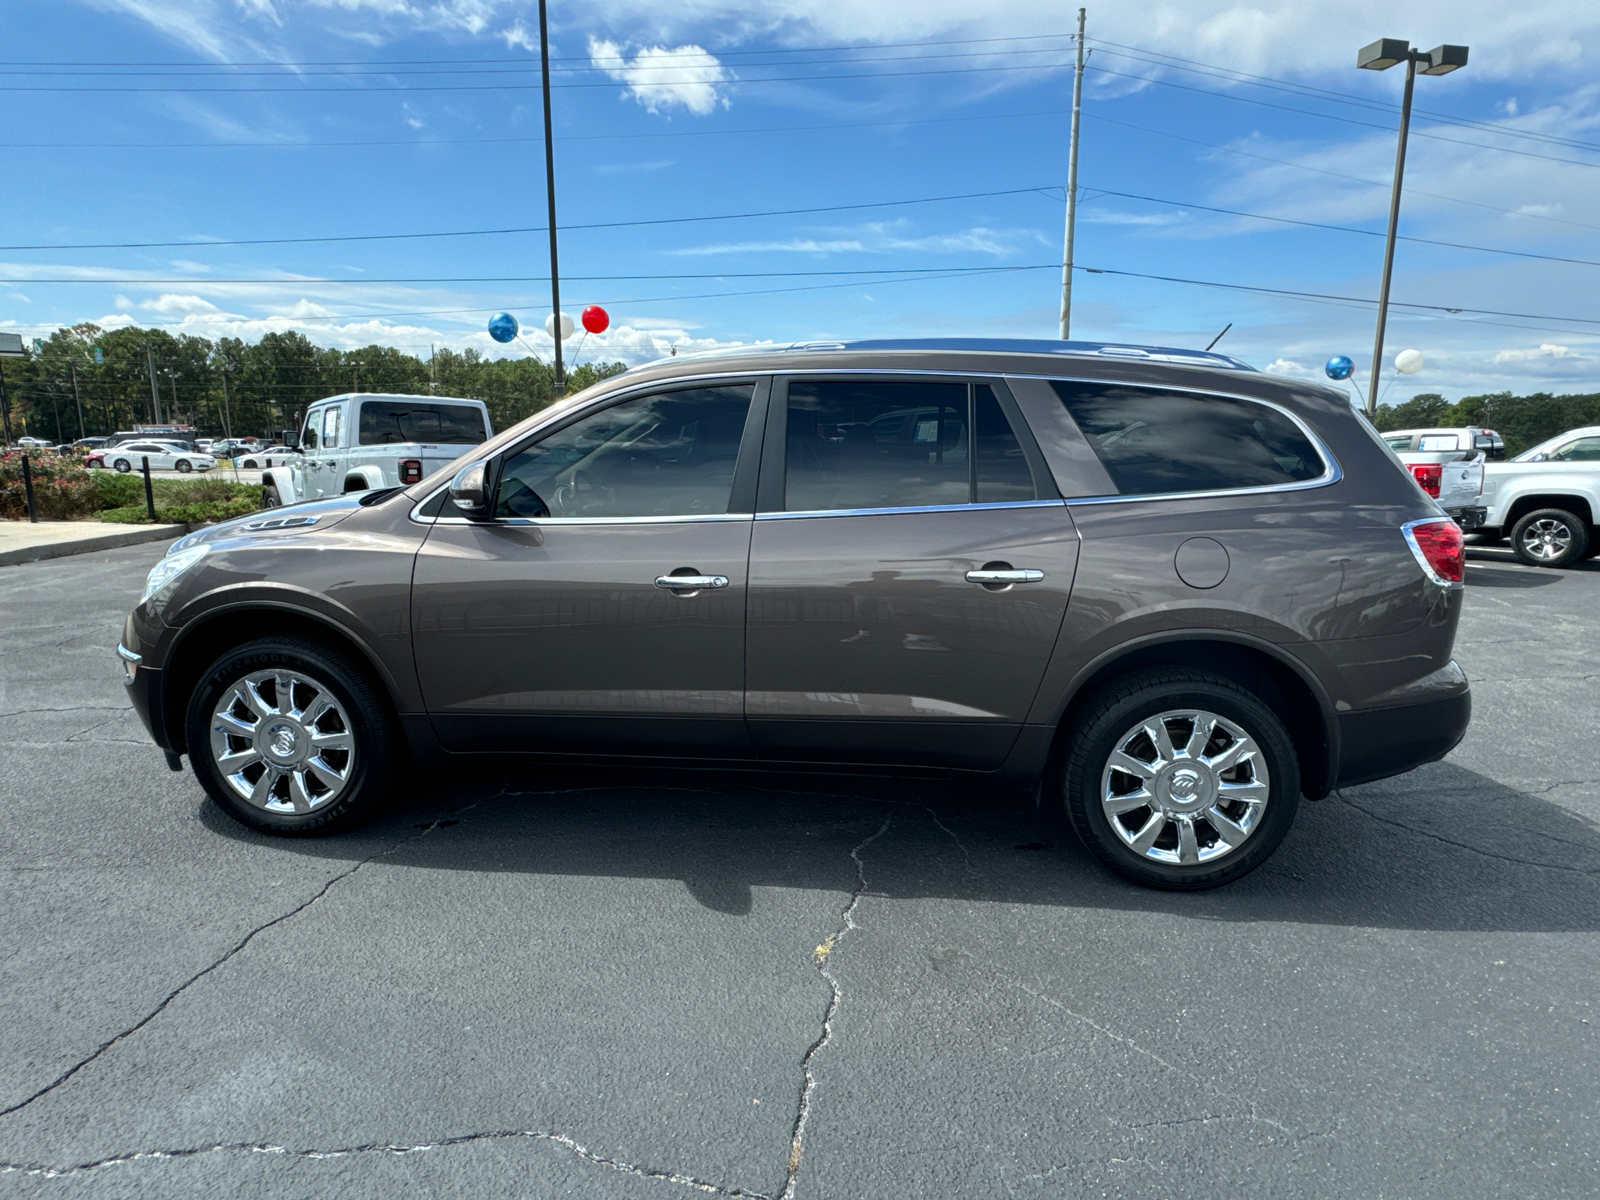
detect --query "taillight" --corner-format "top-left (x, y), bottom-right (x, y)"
top-left (399, 459), bottom-right (423, 484)
top-left (1403, 517), bottom-right (1464, 586)
top-left (1409, 462), bottom-right (1442, 497)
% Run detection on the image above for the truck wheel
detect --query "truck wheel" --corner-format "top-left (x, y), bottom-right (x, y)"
top-left (1510, 508), bottom-right (1589, 568)
top-left (260, 484), bottom-right (282, 509)
top-left (185, 636), bottom-right (401, 835)
top-left (1060, 670), bottom-right (1301, 890)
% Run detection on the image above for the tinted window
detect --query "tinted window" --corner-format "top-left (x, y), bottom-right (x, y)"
top-left (783, 380), bottom-right (1034, 512)
top-left (359, 401), bottom-right (487, 445)
top-left (494, 385), bottom-right (753, 519)
top-left (1051, 381), bottom-right (1325, 496)
top-left (1551, 436), bottom-right (1600, 462)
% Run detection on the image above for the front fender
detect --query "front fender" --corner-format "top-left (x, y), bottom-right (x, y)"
top-left (262, 467), bottom-right (298, 504)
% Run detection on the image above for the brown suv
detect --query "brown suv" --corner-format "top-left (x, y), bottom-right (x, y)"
top-left (120, 340), bottom-right (1470, 889)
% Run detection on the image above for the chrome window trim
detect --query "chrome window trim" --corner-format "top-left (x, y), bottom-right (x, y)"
top-left (428, 511), bottom-right (752, 528)
top-left (755, 499), bottom-right (1065, 522)
top-left (409, 366), bottom-right (1343, 521)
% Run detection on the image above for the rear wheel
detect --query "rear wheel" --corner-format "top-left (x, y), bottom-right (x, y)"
top-left (1061, 670), bottom-right (1301, 890)
top-left (185, 636), bottom-right (400, 835)
top-left (1510, 508), bottom-right (1589, 568)
top-left (113, 458), bottom-right (131, 473)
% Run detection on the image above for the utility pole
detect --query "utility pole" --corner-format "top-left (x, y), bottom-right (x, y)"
top-left (1058, 7), bottom-right (1087, 340)
top-left (538, 0), bottom-right (566, 399)
top-left (145, 345), bottom-right (161, 424)
top-left (71, 366), bottom-right (85, 439)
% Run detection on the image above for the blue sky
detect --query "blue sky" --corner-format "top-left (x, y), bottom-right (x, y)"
top-left (1, 0), bottom-right (1597, 402)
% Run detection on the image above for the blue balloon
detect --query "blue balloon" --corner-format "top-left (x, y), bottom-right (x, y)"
top-left (488, 312), bottom-right (519, 344)
top-left (1325, 355), bottom-right (1354, 381)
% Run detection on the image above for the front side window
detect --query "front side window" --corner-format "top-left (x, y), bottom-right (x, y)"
top-left (1550, 436), bottom-right (1600, 462)
top-left (1051, 381), bottom-right (1325, 497)
top-left (300, 410), bottom-right (322, 452)
top-left (494, 384), bottom-right (754, 519)
top-left (782, 380), bottom-right (1036, 512)
top-left (359, 401), bottom-right (488, 446)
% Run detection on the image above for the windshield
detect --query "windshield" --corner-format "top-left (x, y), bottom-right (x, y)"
top-left (359, 401), bottom-right (487, 446)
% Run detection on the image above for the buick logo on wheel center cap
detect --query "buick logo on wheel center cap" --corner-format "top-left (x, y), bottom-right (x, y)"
top-left (1170, 769), bottom-right (1201, 799)
top-left (266, 724), bottom-right (299, 759)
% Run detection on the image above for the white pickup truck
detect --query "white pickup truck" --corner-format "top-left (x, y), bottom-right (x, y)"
top-left (1382, 427), bottom-right (1491, 532)
top-left (1477, 425), bottom-right (1600, 568)
top-left (260, 392), bottom-right (493, 508)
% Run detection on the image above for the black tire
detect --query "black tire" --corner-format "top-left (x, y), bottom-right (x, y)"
top-left (113, 458), bottom-right (131, 473)
top-left (1060, 670), bottom-right (1301, 890)
top-left (1510, 508), bottom-right (1589, 568)
top-left (260, 484), bottom-right (282, 509)
top-left (185, 636), bottom-right (401, 835)
top-left (175, 458), bottom-right (193, 473)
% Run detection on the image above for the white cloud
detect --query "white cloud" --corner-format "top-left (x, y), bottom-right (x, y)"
top-left (1494, 342), bottom-right (1576, 362)
top-left (668, 222), bottom-right (1042, 257)
top-left (589, 37), bottom-right (730, 116)
top-left (142, 293), bottom-right (221, 314)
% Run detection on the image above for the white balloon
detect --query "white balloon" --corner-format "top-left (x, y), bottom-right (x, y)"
top-left (1394, 348), bottom-right (1425, 375)
top-left (545, 311), bottom-right (574, 341)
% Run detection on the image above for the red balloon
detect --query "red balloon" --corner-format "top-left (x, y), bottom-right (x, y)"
top-left (581, 305), bottom-right (610, 334)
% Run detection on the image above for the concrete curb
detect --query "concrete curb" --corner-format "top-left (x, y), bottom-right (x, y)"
top-left (0, 523), bottom-right (189, 567)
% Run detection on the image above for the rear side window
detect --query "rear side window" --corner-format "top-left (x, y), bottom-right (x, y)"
top-left (783, 379), bottom-right (1036, 512)
top-left (1050, 381), bottom-right (1325, 496)
top-left (1417, 434), bottom-right (1461, 452)
top-left (359, 401), bottom-right (488, 445)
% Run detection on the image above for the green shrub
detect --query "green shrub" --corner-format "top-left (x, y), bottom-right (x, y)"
top-left (0, 452), bottom-right (97, 520)
top-left (92, 470), bottom-right (145, 510)
top-left (94, 477), bottom-right (263, 526)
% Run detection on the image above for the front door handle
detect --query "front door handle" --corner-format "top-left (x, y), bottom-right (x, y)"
top-left (655, 574), bottom-right (729, 592)
top-left (965, 568), bottom-right (1044, 584)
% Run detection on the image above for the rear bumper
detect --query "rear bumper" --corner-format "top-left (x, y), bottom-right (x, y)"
top-left (1335, 688), bottom-right (1471, 789)
top-left (1445, 505), bottom-right (1487, 531)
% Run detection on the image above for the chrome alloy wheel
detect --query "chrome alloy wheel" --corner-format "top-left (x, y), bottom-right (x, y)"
top-left (1100, 709), bottom-right (1270, 866)
top-left (208, 670), bottom-right (355, 814)
top-left (1519, 518), bottom-right (1572, 562)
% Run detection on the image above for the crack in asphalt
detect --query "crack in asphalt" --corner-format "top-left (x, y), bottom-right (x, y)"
top-left (0, 814), bottom-right (469, 1122)
top-left (780, 813), bottom-right (893, 1200)
top-left (1337, 795), bottom-right (1600, 874)
top-left (0, 1129), bottom-right (773, 1195)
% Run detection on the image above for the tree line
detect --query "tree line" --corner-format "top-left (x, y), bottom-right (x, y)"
top-left (1371, 391), bottom-right (1600, 457)
top-left (0, 323), bottom-right (627, 444)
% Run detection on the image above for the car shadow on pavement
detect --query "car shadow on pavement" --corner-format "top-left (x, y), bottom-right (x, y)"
top-left (1466, 546), bottom-right (1600, 575)
top-left (195, 757), bottom-right (1600, 935)
top-left (1465, 565), bottom-right (1563, 588)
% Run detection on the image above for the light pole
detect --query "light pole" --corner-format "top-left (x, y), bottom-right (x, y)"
top-left (537, 0), bottom-right (565, 400)
top-left (1058, 7), bottom-right (1087, 340)
top-left (1357, 38), bottom-right (1467, 418)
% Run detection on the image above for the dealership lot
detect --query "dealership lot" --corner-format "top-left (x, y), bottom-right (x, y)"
top-left (0, 543), bottom-right (1596, 1197)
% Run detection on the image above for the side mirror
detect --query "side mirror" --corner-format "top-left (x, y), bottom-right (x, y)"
top-left (449, 461), bottom-right (492, 518)
top-left (1528, 452), bottom-right (1547, 462)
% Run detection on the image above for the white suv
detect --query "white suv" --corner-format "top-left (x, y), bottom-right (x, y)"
top-left (261, 393), bottom-right (493, 506)
top-left (1479, 426), bottom-right (1600, 567)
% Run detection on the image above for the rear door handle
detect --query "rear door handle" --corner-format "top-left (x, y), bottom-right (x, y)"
top-left (655, 574), bottom-right (729, 591)
top-left (965, 569), bottom-right (1044, 584)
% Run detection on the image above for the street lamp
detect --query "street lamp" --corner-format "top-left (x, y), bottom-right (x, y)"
top-left (1357, 38), bottom-right (1468, 418)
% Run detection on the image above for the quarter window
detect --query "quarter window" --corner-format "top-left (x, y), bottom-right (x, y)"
top-left (782, 380), bottom-right (1036, 512)
top-left (1050, 381), bottom-right (1325, 496)
top-left (359, 401), bottom-right (488, 445)
top-left (494, 385), bottom-right (754, 519)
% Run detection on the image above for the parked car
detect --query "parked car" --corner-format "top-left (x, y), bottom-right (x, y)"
top-left (1477, 425), bottom-right (1600, 567)
top-left (104, 441), bottom-right (217, 474)
top-left (119, 339), bottom-right (1469, 891)
top-left (16, 436), bottom-right (51, 450)
top-left (236, 445), bottom-right (295, 470)
top-left (1381, 427), bottom-right (1490, 531)
top-left (257, 392), bottom-right (492, 507)
top-left (208, 438), bottom-right (252, 459)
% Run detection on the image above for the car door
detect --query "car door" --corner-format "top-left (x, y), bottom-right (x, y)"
top-left (318, 402), bottom-right (348, 495)
top-left (411, 379), bottom-right (767, 756)
top-left (744, 375), bottom-right (1080, 769)
top-left (294, 406), bottom-right (324, 497)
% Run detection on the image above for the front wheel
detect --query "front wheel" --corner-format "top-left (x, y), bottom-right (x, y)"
top-left (1510, 508), bottom-right (1589, 568)
top-left (185, 636), bottom-right (401, 835)
top-left (1061, 670), bottom-right (1301, 890)
top-left (175, 458), bottom-right (193, 473)
top-left (260, 484), bottom-right (282, 509)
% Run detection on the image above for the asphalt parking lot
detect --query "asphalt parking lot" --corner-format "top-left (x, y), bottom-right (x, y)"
top-left (1, 543), bottom-right (1596, 1198)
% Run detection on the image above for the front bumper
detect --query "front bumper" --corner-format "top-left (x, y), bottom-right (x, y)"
top-left (1446, 505), bottom-right (1487, 531)
top-left (121, 644), bottom-right (173, 752)
top-left (1336, 688), bottom-right (1471, 789)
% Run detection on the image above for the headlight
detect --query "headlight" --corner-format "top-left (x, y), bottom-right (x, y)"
top-left (141, 544), bottom-right (208, 604)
